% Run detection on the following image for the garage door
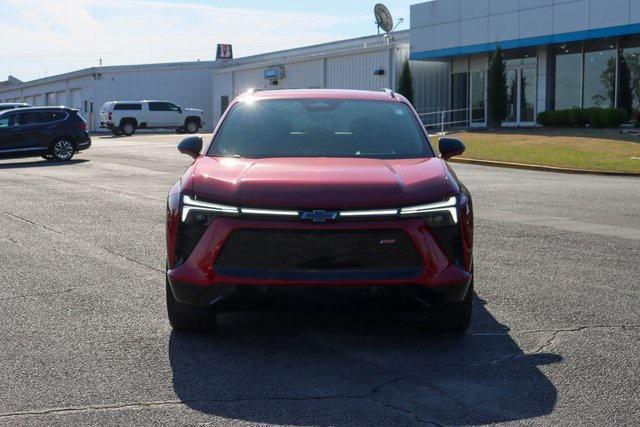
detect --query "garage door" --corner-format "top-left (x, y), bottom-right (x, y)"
top-left (70, 88), bottom-right (82, 110)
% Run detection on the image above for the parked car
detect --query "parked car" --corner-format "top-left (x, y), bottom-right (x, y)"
top-left (98, 100), bottom-right (205, 136)
top-left (165, 89), bottom-right (474, 334)
top-left (0, 107), bottom-right (91, 161)
top-left (0, 102), bottom-right (31, 112)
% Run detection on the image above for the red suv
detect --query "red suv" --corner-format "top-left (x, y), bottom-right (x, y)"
top-left (166, 89), bottom-right (474, 333)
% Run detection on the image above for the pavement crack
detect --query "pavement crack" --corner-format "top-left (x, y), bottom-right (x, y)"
top-left (377, 402), bottom-right (444, 426)
top-left (0, 376), bottom-right (440, 421)
top-left (470, 324), bottom-right (640, 366)
top-left (3, 211), bottom-right (64, 235)
top-left (99, 247), bottom-right (164, 274)
top-left (0, 392), bottom-right (388, 419)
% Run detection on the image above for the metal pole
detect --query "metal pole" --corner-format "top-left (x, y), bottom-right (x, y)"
top-left (441, 110), bottom-right (445, 134)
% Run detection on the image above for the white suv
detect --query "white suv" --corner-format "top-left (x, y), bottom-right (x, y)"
top-left (99, 100), bottom-right (205, 136)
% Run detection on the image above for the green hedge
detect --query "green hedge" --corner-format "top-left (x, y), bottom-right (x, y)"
top-left (538, 108), bottom-right (628, 128)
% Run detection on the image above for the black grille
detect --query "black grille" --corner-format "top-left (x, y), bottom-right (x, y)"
top-left (175, 222), bottom-right (208, 266)
top-left (215, 229), bottom-right (423, 280)
top-left (430, 225), bottom-right (464, 267)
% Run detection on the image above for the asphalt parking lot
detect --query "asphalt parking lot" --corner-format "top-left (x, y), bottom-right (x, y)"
top-left (0, 133), bottom-right (639, 426)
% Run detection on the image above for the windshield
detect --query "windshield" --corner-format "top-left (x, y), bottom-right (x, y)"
top-left (209, 99), bottom-right (433, 159)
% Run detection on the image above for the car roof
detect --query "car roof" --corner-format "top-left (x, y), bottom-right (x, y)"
top-left (241, 89), bottom-right (405, 103)
top-left (103, 100), bottom-right (170, 104)
top-left (0, 106), bottom-right (77, 115)
top-left (0, 102), bottom-right (30, 106)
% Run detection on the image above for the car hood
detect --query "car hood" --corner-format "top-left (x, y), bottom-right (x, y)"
top-left (188, 157), bottom-right (458, 209)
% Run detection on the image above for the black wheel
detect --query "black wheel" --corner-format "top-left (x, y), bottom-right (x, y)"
top-left (425, 275), bottom-right (473, 334)
top-left (50, 138), bottom-right (75, 161)
top-left (185, 120), bottom-right (199, 134)
top-left (121, 121), bottom-right (136, 136)
top-left (166, 275), bottom-right (216, 333)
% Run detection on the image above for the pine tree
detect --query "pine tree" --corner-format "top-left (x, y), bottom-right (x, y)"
top-left (487, 46), bottom-right (508, 128)
top-left (397, 58), bottom-right (414, 104)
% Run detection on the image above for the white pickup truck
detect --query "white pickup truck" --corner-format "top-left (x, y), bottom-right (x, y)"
top-left (99, 100), bottom-right (205, 136)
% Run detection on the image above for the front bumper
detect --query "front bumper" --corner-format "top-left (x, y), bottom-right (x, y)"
top-left (167, 216), bottom-right (473, 309)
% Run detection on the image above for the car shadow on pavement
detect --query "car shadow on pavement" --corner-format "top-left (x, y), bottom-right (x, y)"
top-left (0, 159), bottom-right (89, 169)
top-left (169, 295), bottom-right (561, 426)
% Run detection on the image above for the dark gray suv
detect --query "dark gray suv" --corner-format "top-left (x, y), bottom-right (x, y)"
top-left (0, 107), bottom-right (91, 161)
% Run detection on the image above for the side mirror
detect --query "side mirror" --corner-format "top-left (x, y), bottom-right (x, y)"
top-left (438, 137), bottom-right (465, 160)
top-left (177, 107), bottom-right (182, 114)
top-left (178, 136), bottom-right (202, 159)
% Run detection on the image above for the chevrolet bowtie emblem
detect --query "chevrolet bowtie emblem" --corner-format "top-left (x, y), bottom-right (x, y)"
top-left (300, 210), bottom-right (339, 223)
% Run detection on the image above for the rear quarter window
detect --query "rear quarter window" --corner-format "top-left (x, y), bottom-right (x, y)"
top-left (40, 111), bottom-right (67, 123)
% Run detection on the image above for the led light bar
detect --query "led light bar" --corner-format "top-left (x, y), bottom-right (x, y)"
top-left (182, 195), bottom-right (239, 222)
top-left (240, 208), bottom-right (300, 217)
top-left (399, 196), bottom-right (458, 223)
top-left (339, 209), bottom-right (399, 218)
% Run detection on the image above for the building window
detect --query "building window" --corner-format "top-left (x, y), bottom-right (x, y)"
top-left (583, 39), bottom-right (617, 108)
top-left (450, 73), bottom-right (468, 125)
top-left (554, 43), bottom-right (582, 110)
top-left (220, 96), bottom-right (230, 115)
top-left (619, 36), bottom-right (640, 122)
top-left (470, 71), bottom-right (485, 124)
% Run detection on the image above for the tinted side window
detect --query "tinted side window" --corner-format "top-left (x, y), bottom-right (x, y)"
top-left (17, 112), bottom-right (42, 126)
top-left (148, 102), bottom-right (165, 111)
top-left (0, 114), bottom-right (14, 127)
top-left (114, 103), bottom-right (142, 111)
top-left (40, 112), bottom-right (67, 123)
top-left (149, 102), bottom-right (178, 111)
top-left (0, 106), bottom-right (15, 112)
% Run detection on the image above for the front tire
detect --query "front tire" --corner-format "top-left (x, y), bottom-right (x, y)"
top-left (425, 276), bottom-right (473, 334)
top-left (185, 120), bottom-right (199, 134)
top-left (121, 121), bottom-right (136, 136)
top-left (166, 276), bottom-right (216, 333)
top-left (51, 139), bottom-right (75, 161)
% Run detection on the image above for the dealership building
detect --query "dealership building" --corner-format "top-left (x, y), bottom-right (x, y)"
top-left (411, 0), bottom-right (640, 126)
top-left (1, 0), bottom-right (639, 130)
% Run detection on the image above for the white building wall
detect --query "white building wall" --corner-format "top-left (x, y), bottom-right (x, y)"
top-left (411, 0), bottom-right (640, 57)
top-left (325, 50), bottom-right (389, 90)
top-left (0, 64), bottom-right (215, 131)
top-left (95, 66), bottom-right (214, 130)
top-left (278, 59), bottom-right (324, 90)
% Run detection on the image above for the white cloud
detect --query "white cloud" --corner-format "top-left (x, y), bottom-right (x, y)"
top-left (0, 0), bottom-right (368, 81)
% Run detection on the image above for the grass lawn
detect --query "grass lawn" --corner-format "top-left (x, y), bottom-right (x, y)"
top-left (432, 128), bottom-right (640, 173)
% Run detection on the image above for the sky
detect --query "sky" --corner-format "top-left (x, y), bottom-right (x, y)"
top-left (0, 0), bottom-right (416, 83)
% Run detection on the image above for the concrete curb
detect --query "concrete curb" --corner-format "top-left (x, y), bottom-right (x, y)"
top-left (449, 157), bottom-right (640, 177)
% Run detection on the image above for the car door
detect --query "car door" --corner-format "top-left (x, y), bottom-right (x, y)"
top-left (148, 102), bottom-right (181, 127)
top-left (163, 102), bottom-right (182, 127)
top-left (0, 112), bottom-right (20, 154)
top-left (14, 111), bottom-right (45, 151)
top-left (37, 111), bottom-right (67, 149)
top-left (146, 102), bottom-right (163, 127)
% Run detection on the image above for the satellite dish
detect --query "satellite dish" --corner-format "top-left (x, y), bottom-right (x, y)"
top-left (374, 3), bottom-right (394, 34)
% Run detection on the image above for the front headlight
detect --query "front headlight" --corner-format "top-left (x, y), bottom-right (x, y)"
top-left (399, 196), bottom-right (458, 226)
top-left (181, 195), bottom-right (239, 222)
